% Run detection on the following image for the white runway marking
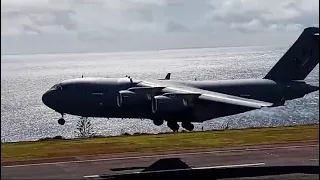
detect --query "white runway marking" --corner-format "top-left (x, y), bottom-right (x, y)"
top-left (192, 162), bottom-right (266, 169)
top-left (2, 144), bottom-right (318, 168)
top-left (83, 162), bottom-right (266, 178)
top-left (310, 159), bottom-right (319, 161)
top-left (83, 175), bottom-right (100, 178)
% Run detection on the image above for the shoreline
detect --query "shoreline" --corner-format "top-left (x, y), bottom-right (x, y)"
top-left (2, 123), bottom-right (319, 144)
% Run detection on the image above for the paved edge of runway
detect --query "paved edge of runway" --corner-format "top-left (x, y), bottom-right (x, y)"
top-left (2, 140), bottom-right (318, 168)
top-left (83, 163), bottom-right (268, 178)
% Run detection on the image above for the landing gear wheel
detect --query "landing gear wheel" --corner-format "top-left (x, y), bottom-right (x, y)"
top-left (168, 122), bottom-right (179, 132)
top-left (58, 118), bottom-right (65, 125)
top-left (153, 119), bottom-right (164, 126)
top-left (188, 124), bottom-right (194, 131)
top-left (182, 122), bottom-right (194, 131)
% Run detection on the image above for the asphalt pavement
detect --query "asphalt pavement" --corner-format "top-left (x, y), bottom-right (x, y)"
top-left (1, 141), bottom-right (318, 179)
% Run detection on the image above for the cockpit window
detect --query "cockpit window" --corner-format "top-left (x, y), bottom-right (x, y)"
top-left (50, 85), bottom-right (57, 90)
top-left (50, 84), bottom-right (63, 91)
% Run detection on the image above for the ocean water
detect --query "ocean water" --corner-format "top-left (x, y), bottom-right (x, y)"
top-left (1, 46), bottom-right (319, 142)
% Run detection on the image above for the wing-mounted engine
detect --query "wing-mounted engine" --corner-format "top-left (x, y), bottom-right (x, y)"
top-left (151, 93), bottom-right (201, 114)
top-left (117, 87), bottom-right (165, 107)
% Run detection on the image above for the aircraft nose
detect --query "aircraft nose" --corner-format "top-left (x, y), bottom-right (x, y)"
top-left (42, 90), bottom-right (56, 109)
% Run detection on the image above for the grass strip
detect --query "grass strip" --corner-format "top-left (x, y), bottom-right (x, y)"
top-left (1, 124), bottom-right (318, 163)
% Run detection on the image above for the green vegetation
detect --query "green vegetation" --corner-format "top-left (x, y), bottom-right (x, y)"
top-left (1, 124), bottom-right (318, 163)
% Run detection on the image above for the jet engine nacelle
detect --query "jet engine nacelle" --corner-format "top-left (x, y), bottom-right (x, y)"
top-left (117, 90), bottom-right (146, 107)
top-left (117, 87), bottom-right (164, 107)
top-left (151, 95), bottom-right (189, 114)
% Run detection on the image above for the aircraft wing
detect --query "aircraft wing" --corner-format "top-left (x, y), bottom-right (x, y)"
top-left (198, 90), bottom-right (273, 109)
top-left (139, 81), bottom-right (275, 109)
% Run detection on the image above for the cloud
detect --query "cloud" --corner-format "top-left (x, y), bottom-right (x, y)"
top-left (1, 0), bottom-right (319, 54)
top-left (166, 20), bottom-right (189, 33)
top-left (206, 0), bottom-right (319, 32)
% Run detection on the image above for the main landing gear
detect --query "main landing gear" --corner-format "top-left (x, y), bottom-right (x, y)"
top-left (153, 119), bottom-right (164, 126)
top-left (167, 121), bottom-right (179, 132)
top-left (167, 121), bottom-right (195, 132)
top-left (58, 113), bottom-right (65, 125)
top-left (182, 122), bottom-right (194, 131)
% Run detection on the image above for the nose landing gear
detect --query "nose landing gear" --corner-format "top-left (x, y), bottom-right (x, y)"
top-left (58, 113), bottom-right (65, 125)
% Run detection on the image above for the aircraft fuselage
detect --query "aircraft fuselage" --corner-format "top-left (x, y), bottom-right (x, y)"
top-left (42, 77), bottom-right (318, 122)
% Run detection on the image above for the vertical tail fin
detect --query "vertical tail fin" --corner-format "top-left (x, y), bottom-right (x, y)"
top-left (158, 73), bottom-right (171, 80)
top-left (264, 27), bottom-right (319, 81)
top-left (165, 73), bottom-right (171, 80)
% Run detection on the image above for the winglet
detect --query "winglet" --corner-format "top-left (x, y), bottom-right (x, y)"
top-left (158, 73), bottom-right (171, 80)
top-left (165, 73), bottom-right (171, 80)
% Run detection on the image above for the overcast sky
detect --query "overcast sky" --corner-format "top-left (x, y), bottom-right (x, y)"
top-left (1, 0), bottom-right (319, 54)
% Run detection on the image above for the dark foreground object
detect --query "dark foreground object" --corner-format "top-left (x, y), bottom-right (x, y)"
top-left (94, 158), bottom-right (319, 180)
top-left (2, 141), bottom-right (318, 179)
top-left (100, 165), bottom-right (319, 180)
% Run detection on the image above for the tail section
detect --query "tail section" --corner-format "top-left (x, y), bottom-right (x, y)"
top-left (264, 27), bottom-right (319, 81)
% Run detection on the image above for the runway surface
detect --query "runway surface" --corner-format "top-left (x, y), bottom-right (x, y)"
top-left (1, 141), bottom-right (319, 179)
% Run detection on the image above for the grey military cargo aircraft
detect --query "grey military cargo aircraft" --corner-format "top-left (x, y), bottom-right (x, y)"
top-left (42, 27), bottom-right (319, 132)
